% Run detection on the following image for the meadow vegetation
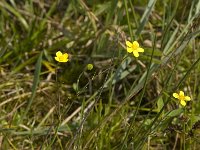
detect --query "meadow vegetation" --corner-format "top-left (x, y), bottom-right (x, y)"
top-left (0, 0), bottom-right (200, 149)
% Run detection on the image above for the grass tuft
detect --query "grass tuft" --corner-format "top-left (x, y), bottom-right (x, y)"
top-left (0, 0), bottom-right (200, 149)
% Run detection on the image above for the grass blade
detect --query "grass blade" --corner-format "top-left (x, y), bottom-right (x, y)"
top-left (21, 51), bottom-right (43, 123)
top-left (135, 0), bottom-right (157, 37)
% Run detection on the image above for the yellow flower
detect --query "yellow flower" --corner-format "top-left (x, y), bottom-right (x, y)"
top-left (126, 40), bottom-right (144, 57)
top-left (173, 91), bottom-right (191, 106)
top-left (55, 51), bottom-right (69, 62)
top-left (87, 64), bottom-right (93, 70)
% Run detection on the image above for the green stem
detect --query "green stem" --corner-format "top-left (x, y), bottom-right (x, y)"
top-left (124, 0), bottom-right (133, 41)
top-left (183, 108), bottom-right (186, 150)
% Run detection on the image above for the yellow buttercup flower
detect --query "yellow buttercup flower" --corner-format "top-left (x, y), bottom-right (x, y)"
top-left (87, 64), bottom-right (93, 70)
top-left (126, 40), bottom-right (144, 57)
top-left (173, 91), bottom-right (191, 106)
top-left (55, 51), bottom-right (69, 62)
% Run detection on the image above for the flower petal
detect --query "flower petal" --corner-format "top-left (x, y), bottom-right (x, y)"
top-left (180, 100), bottom-right (186, 106)
top-left (185, 96), bottom-right (191, 101)
top-left (63, 53), bottom-right (69, 59)
top-left (55, 57), bottom-right (59, 62)
top-left (179, 91), bottom-right (184, 97)
top-left (137, 48), bottom-right (144, 52)
top-left (132, 41), bottom-right (139, 49)
top-left (127, 47), bottom-right (133, 53)
top-left (61, 59), bottom-right (68, 62)
top-left (133, 51), bottom-right (139, 57)
top-left (126, 41), bottom-right (132, 47)
top-left (56, 51), bottom-right (62, 57)
top-left (173, 93), bottom-right (179, 98)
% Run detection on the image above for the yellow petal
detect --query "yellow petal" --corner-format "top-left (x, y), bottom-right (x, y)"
top-left (132, 41), bottom-right (139, 49)
top-left (62, 55), bottom-right (68, 62)
top-left (185, 96), bottom-right (191, 101)
top-left (63, 53), bottom-right (69, 59)
top-left (173, 93), bottom-right (179, 98)
top-left (137, 48), bottom-right (144, 52)
top-left (180, 100), bottom-right (186, 106)
top-left (133, 51), bottom-right (139, 57)
top-left (179, 91), bottom-right (184, 97)
top-left (127, 47), bottom-right (133, 53)
top-left (55, 57), bottom-right (60, 62)
top-left (56, 51), bottom-right (62, 57)
top-left (62, 59), bottom-right (68, 62)
top-left (126, 41), bottom-right (132, 47)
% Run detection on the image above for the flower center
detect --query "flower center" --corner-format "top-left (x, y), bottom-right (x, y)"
top-left (179, 95), bottom-right (185, 101)
top-left (59, 55), bottom-right (64, 61)
top-left (132, 44), bottom-right (139, 50)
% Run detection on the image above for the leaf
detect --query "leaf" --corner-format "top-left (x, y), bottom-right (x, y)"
top-left (157, 98), bottom-right (164, 112)
top-left (0, 1), bottom-right (29, 30)
top-left (104, 56), bottom-right (136, 87)
top-left (21, 51), bottom-right (43, 123)
top-left (135, 0), bottom-right (157, 37)
top-left (166, 108), bottom-right (183, 117)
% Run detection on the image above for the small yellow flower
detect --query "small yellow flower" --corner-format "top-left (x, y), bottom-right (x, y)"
top-left (126, 40), bottom-right (144, 57)
top-left (173, 91), bottom-right (191, 106)
top-left (55, 51), bottom-right (69, 62)
top-left (87, 64), bottom-right (93, 70)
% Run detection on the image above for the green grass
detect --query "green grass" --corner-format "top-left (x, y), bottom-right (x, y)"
top-left (0, 0), bottom-right (200, 149)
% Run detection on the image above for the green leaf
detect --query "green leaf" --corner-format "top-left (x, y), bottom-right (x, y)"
top-left (157, 98), bottom-right (164, 112)
top-left (21, 51), bottom-right (43, 123)
top-left (166, 108), bottom-right (183, 117)
top-left (104, 56), bottom-right (136, 87)
top-left (135, 0), bottom-right (157, 37)
top-left (0, 1), bottom-right (29, 30)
